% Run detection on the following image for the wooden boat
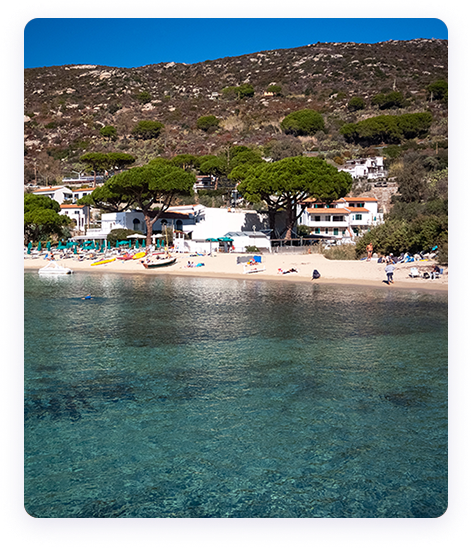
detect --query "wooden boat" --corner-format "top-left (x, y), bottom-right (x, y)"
top-left (142, 257), bottom-right (176, 269)
top-left (38, 261), bottom-right (73, 275)
top-left (91, 257), bottom-right (116, 266)
top-left (133, 251), bottom-right (146, 260)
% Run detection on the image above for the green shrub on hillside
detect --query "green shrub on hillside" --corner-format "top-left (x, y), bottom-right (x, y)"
top-left (131, 120), bottom-right (165, 139)
top-left (280, 109), bottom-right (325, 136)
top-left (340, 112), bottom-right (432, 145)
top-left (196, 115), bottom-right (220, 132)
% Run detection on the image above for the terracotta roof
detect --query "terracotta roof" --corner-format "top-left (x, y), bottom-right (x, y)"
top-left (73, 187), bottom-right (94, 192)
top-left (33, 186), bottom-right (67, 193)
top-left (307, 208), bottom-right (350, 214)
top-left (60, 204), bottom-right (86, 209)
top-left (339, 196), bottom-right (378, 202)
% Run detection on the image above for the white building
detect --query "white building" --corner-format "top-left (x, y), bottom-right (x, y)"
top-left (338, 157), bottom-right (387, 181)
top-left (91, 204), bottom-right (270, 252)
top-left (71, 187), bottom-right (95, 203)
top-left (298, 196), bottom-right (382, 242)
top-left (32, 186), bottom-right (73, 204)
top-left (60, 204), bottom-right (90, 231)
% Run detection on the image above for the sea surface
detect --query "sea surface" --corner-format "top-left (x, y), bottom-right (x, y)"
top-left (24, 271), bottom-right (448, 518)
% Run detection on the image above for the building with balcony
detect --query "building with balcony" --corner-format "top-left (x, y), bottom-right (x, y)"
top-left (298, 196), bottom-right (382, 242)
top-left (338, 157), bottom-right (387, 181)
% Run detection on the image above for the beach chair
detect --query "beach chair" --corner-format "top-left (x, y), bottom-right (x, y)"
top-left (409, 267), bottom-right (420, 278)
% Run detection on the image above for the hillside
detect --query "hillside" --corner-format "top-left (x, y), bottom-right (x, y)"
top-left (24, 38), bottom-right (448, 184)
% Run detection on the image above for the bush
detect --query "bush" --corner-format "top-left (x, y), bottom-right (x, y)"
top-left (348, 97), bottom-right (366, 112)
top-left (100, 125), bottom-right (117, 140)
top-left (340, 112), bottom-right (432, 145)
top-left (245, 245), bottom-right (260, 253)
top-left (281, 109), bottom-right (325, 136)
top-left (322, 244), bottom-right (357, 261)
top-left (131, 120), bottom-right (165, 139)
top-left (371, 91), bottom-right (406, 109)
top-left (196, 115), bottom-right (220, 132)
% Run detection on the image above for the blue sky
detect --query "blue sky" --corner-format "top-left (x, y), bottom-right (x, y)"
top-left (24, 18), bottom-right (447, 69)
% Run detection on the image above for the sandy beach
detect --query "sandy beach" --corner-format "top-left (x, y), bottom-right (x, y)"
top-left (24, 251), bottom-right (448, 292)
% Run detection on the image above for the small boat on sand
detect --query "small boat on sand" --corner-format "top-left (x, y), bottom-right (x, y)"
top-left (39, 262), bottom-right (73, 275)
top-left (91, 257), bottom-right (116, 266)
top-left (133, 251), bottom-right (147, 260)
top-left (118, 252), bottom-right (134, 261)
top-left (142, 257), bottom-right (177, 269)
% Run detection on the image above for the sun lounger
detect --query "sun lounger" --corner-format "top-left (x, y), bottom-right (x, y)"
top-left (409, 267), bottom-right (420, 278)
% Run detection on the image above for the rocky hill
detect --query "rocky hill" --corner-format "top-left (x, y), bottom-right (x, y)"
top-left (24, 38), bottom-right (447, 184)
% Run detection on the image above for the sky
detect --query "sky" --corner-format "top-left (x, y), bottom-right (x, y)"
top-left (24, 18), bottom-right (448, 69)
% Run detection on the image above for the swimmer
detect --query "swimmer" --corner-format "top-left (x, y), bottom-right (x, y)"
top-left (82, 294), bottom-right (92, 300)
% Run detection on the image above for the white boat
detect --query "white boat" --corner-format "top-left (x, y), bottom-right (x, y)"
top-left (38, 261), bottom-right (73, 276)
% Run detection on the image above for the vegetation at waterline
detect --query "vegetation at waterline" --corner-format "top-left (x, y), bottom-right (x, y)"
top-left (356, 151), bottom-right (448, 263)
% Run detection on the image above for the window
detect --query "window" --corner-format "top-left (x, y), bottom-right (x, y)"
top-left (355, 214), bottom-right (362, 221)
top-left (333, 228), bottom-right (339, 235)
top-left (315, 228), bottom-right (320, 234)
top-left (310, 214), bottom-right (320, 222)
top-left (176, 220), bottom-right (183, 231)
top-left (332, 215), bottom-right (344, 222)
top-left (324, 216), bottom-right (331, 222)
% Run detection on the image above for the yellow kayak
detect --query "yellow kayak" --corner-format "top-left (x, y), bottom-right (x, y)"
top-left (91, 257), bottom-right (116, 266)
top-left (133, 251), bottom-right (146, 260)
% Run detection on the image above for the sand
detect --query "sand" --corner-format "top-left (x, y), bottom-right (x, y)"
top-left (23, 251), bottom-right (448, 292)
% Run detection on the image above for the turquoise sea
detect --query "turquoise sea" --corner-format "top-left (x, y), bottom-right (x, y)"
top-left (24, 271), bottom-right (447, 518)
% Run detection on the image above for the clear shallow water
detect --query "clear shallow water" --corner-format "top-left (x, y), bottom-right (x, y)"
top-left (24, 272), bottom-right (447, 518)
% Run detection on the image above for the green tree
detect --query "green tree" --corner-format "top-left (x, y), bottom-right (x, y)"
top-left (24, 194), bottom-right (71, 244)
top-left (266, 84), bottom-right (282, 96)
top-left (131, 120), bottom-right (165, 140)
top-left (280, 109), bottom-right (325, 136)
top-left (340, 112), bottom-right (432, 145)
top-left (90, 161), bottom-right (195, 247)
top-left (100, 125), bottom-right (117, 140)
top-left (137, 91), bottom-right (152, 104)
top-left (107, 152), bottom-right (136, 173)
top-left (196, 115), bottom-right (220, 132)
top-left (427, 80), bottom-right (448, 101)
top-left (230, 156), bottom-right (352, 239)
top-left (237, 84), bottom-right (254, 98)
top-left (371, 91), bottom-right (406, 110)
top-left (170, 154), bottom-right (199, 170)
top-left (79, 152), bottom-right (111, 186)
top-left (347, 97), bottom-right (366, 112)
top-left (221, 84), bottom-right (254, 100)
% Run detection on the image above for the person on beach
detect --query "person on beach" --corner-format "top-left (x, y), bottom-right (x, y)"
top-left (431, 264), bottom-right (441, 279)
top-left (385, 263), bottom-right (395, 285)
top-left (366, 242), bottom-right (373, 261)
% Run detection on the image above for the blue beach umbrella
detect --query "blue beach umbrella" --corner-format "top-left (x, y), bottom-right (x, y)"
top-left (27, 242), bottom-right (32, 254)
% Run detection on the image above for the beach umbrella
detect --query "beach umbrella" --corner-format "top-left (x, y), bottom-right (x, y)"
top-left (206, 237), bottom-right (218, 254)
top-left (27, 242), bottom-right (32, 254)
top-left (37, 241), bottom-right (42, 252)
top-left (46, 241), bottom-right (51, 251)
top-left (107, 241), bottom-right (111, 249)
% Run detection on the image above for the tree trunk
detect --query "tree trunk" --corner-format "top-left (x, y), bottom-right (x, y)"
top-left (284, 200), bottom-right (296, 241)
top-left (144, 214), bottom-right (155, 248)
